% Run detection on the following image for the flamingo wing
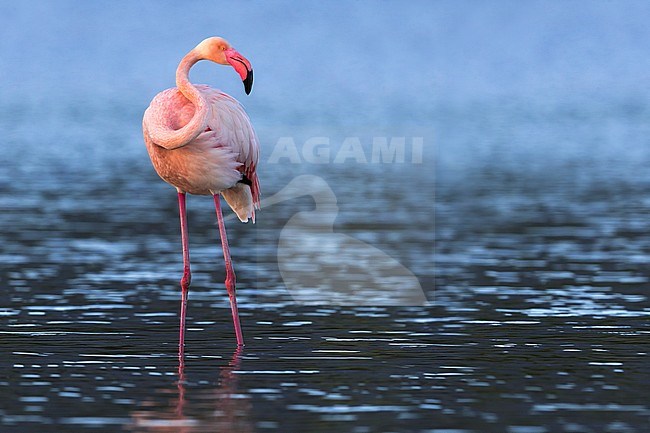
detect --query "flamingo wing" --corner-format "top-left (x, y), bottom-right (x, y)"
top-left (198, 86), bottom-right (261, 222)
top-left (202, 87), bottom-right (261, 208)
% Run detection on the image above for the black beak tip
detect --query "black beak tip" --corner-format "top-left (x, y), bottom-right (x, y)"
top-left (243, 69), bottom-right (253, 95)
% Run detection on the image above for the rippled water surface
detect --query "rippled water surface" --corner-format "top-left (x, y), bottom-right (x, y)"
top-left (2, 1), bottom-right (650, 432)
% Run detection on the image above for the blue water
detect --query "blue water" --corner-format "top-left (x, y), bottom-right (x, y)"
top-left (1, 1), bottom-right (649, 432)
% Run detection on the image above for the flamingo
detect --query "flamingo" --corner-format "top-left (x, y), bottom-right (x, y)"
top-left (142, 37), bottom-right (260, 350)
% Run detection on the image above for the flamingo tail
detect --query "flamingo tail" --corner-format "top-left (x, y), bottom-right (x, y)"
top-left (221, 183), bottom-right (257, 223)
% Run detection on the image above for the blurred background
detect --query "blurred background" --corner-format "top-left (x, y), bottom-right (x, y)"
top-left (1, 1), bottom-right (649, 432)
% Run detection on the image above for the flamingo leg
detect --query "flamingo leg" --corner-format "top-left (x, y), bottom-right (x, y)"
top-left (178, 192), bottom-right (191, 360)
top-left (213, 194), bottom-right (245, 346)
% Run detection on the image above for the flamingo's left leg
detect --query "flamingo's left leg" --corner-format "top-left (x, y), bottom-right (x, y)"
top-left (213, 194), bottom-right (245, 347)
top-left (177, 191), bottom-right (191, 361)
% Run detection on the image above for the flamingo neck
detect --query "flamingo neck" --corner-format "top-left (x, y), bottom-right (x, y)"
top-left (147, 50), bottom-right (209, 149)
top-left (175, 50), bottom-right (203, 98)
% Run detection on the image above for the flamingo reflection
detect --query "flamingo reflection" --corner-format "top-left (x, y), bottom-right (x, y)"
top-left (131, 348), bottom-right (251, 432)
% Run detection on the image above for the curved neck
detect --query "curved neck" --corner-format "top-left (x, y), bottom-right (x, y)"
top-left (176, 50), bottom-right (204, 98)
top-left (148, 50), bottom-right (209, 149)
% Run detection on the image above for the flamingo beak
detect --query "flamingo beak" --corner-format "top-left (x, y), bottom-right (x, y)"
top-left (225, 49), bottom-right (253, 95)
top-left (243, 69), bottom-right (254, 95)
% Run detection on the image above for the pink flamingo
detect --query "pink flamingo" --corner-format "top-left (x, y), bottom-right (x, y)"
top-left (142, 37), bottom-right (260, 350)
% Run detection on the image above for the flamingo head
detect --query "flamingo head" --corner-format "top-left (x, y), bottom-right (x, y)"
top-left (195, 37), bottom-right (253, 94)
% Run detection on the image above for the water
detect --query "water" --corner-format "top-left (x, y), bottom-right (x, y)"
top-left (1, 1), bottom-right (650, 432)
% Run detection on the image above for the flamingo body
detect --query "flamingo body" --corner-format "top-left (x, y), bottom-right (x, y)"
top-left (144, 85), bottom-right (260, 221)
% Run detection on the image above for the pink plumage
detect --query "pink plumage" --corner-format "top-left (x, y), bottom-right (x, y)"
top-left (143, 60), bottom-right (260, 220)
top-left (142, 37), bottom-right (260, 351)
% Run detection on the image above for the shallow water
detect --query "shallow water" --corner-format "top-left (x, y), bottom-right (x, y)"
top-left (2, 1), bottom-right (650, 432)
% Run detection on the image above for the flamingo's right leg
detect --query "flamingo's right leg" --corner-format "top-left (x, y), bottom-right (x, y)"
top-left (177, 191), bottom-right (191, 360)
